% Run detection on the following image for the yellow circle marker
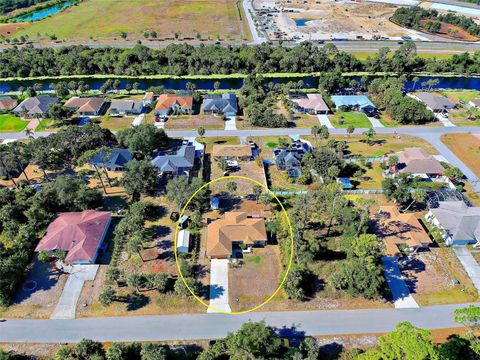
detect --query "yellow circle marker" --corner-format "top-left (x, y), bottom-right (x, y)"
top-left (174, 175), bottom-right (294, 315)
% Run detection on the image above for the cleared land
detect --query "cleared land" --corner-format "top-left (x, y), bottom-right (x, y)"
top-left (12, 0), bottom-right (249, 43)
top-left (441, 133), bottom-right (480, 178)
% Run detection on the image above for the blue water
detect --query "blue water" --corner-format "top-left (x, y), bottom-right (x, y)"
top-left (15, 1), bottom-right (73, 22)
top-left (2, 75), bottom-right (480, 93)
top-left (294, 19), bottom-right (310, 27)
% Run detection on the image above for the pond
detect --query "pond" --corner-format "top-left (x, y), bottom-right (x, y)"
top-left (2, 74), bottom-right (480, 93)
top-left (14, 1), bottom-right (74, 22)
top-left (294, 19), bottom-right (310, 27)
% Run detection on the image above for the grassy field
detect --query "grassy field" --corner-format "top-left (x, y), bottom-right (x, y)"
top-left (13, 0), bottom-right (249, 43)
top-left (0, 114), bottom-right (28, 132)
top-left (441, 133), bottom-right (480, 178)
top-left (330, 111), bottom-right (371, 128)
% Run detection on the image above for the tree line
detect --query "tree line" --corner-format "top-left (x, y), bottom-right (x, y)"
top-left (0, 0), bottom-right (50, 15)
top-left (391, 6), bottom-right (480, 38)
top-left (3, 42), bottom-right (480, 79)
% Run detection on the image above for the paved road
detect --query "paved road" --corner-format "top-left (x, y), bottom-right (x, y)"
top-left (243, 0), bottom-right (267, 45)
top-left (0, 303), bottom-right (477, 343)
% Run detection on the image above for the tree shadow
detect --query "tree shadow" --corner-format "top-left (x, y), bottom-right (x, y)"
top-left (125, 293), bottom-right (150, 311)
top-left (207, 284), bottom-right (226, 300)
top-left (272, 325), bottom-right (306, 346)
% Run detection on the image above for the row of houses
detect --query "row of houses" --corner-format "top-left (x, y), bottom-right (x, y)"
top-left (1, 92), bottom-right (240, 119)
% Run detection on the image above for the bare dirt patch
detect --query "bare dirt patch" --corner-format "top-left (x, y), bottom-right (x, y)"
top-left (164, 114), bottom-right (225, 130)
top-left (419, 19), bottom-right (480, 42)
top-left (229, 246), bottom-right (282, 312)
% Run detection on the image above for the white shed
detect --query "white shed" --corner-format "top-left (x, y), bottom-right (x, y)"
top-left (177, 229), bottom-right (190, 253)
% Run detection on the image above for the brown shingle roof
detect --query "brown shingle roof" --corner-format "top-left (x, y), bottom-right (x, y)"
top-left (212, 145), bottom-right (252, 158)
top-left (378, 205), bottom-right (432, 257)
top-left (206, 212), bottom-right (267, 258)
top-left (393, 147), bottom-right (445, 175)
top-left (64, 97), bottom-right (105, 113)
top-left (155, 94), bottom-right (193, 111)
top-left (0, 99), bottom-right (17, 111)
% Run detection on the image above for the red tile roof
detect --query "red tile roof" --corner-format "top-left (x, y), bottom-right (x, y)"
top-left (0, 99), bottom-right (18, 111)
top-left (155, 94), bottom-right (193, 111)
top-left (35, 210), bottom-right (112, 263)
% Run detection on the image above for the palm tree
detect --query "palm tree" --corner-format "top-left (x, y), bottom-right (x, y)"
top-left (412, 76), bottom-right (419, 91)
top-left (403, 188), bottom-right (426, 212)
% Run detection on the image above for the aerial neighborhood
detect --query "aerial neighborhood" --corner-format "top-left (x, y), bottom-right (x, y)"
top-left (1, 0), bottom-right (480, 359)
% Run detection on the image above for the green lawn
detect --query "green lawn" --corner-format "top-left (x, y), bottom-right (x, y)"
top-left (0, 114), bottom-right (28, 132)
top-left (330, 111), bottom-right (371, 128)
top-left (441, 90), bottom-right (480, 104)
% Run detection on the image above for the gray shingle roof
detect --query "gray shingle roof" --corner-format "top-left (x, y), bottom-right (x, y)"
top-left (151, 145), bottom-right (195, 173)
top-left (90, 148), bottom-right (133, 168)
top-left (431, 201), bottom-right (480, 241)
top-left (203, 93), bottom-right (237, 114)
top-left (13, 96), bottom-right (58, 116)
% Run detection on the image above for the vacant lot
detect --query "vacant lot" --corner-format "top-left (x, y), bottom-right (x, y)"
top-left (13, 0), bottom-right (249, 43)
top-left (330, 111), bottom-right (371, 129)
top-left (441, 133), bottom-right (480, 178)
top-left (164, 115), bottom-right (225, 130)
top-left (229, 246), bottom-right (282, 312)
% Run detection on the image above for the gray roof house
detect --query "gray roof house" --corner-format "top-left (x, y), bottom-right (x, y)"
top-left (203, 93), bottom-right (238, 116)
top-left (151, 145), bottom-right (195, 177)
top-left (109, 100), bottom-right (143, 116)
top-left (13, 96), bottom-right (58, 118)
top-left (426, 201), bottom-right (480, 246)
top-left (90, 148), bottom-right (133, 171)
top-left (410, 92), bottom-right (455, 113)
top-left (274, 149), bottom-right (304, 178)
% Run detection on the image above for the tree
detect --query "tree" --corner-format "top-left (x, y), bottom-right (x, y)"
top-left (444, 166), bottom-right (463, 183)
top-left (105, 267), bottom-right (122, 284)
top-left (225, 321), bottom-right (282, 359)
top-left (140, 343), bottom-right (168, 360)
top-left (166, 177), bottom-right (210, 213)
top-left (226, 181), bottom-right (237, 193)
top-left (197, 126), bottom-right (205, 137)
top-left (403, 187), bottom-right (426, 212)
top-left (217, 158), bottom-right (228, 172)
top-left (152, 272), bottom-right (169, 293)
top-left (283, 266), bottom-right (308, 300)
top-left (213, 81), bottom-right (221, 90)
top-left (346, 125), bottom-right (355, 137)
top-left (454, 305), bottom-right (480, 336)
top-left (117, 124), bottom-right (169, 157)
top-left (363, 128), bottom-right (376, 146)
top-left (106, 343), bottom-right (141, 360)
top-left (127, 273), bottom-right (145, 292)
top-left (120, 32), bottom-right (128, 39)
top-left (121, 160), bottom-right (159, 201)
top-left (252, 185), bottom-right (263, 203)
top-left (75, 339), bottom-right (106, 360)
top-left (174, 277), bottom-right (198, 297)
top-left (99, 286), bottom-right (116, 307)
top-left (360, 322), bottom-right (440, 360)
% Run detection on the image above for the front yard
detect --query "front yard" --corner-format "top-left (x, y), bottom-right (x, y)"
top-left (0, 114), bottom-right (28, 132)
top-left (164, 114), bottom-right (225, 130)
top-left (329, 111), bottom-right (371, 128)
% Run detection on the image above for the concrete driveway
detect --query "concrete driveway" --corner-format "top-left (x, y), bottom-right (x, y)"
top-left (51, 265), bottom-right (99, 320)
top-left (382, 257), bottom-right (419, 309)
top-left (208, 259), bottom-right (231, 313)
top-left (453, 246), bottom-right (480, 294)
top-left (224, 116), bottom-right (236, 130)
top-left (317, 114), bottom-right (334, 129)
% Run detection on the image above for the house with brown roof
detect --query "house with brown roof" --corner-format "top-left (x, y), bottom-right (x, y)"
top-left (376, 205), bottom-right (432, 258)
top-left (0, 96), bottom-right (17, 113)
top-left (212, 145), bottom-right (252, 161)
top-left (388, 148), bottom-right (445, 178)
top-left (64, 97), bottom-right (106, 116)
top-left (290, 93), bottom-right (330, 114)
top-left (143, 92), bottom-right (155, 106)
top-left (155, 94), bottom-right (193, 115)
top-left (35, 210), bottom-right (112, 265)
top-left (206, 212), bottom-right (267, 259)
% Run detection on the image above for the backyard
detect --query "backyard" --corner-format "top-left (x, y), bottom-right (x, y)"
top-left (11, 0), bottom-right (250, 43)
